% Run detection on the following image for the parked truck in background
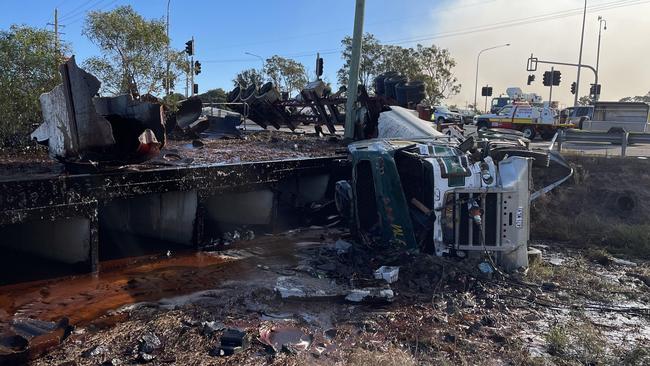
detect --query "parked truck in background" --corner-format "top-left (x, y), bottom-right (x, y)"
top-left (562, 102), bottom-right (650, 133)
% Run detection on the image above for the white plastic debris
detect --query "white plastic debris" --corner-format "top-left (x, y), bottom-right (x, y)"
top-left (373, 266), bottom-right (400, 283)
top-left (612, 257), bottom-right (637, 267)
top-left (377, 106), bottom-right (443, 139)
top-left (345, 288), bottom-right (394, 302)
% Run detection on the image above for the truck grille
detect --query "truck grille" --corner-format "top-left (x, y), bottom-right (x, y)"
top-left (442, 192), bottom-right (518, 251)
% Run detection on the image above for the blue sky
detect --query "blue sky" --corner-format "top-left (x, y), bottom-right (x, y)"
top-left (0, 0), bottom-right (442, 94)
top-left (2, 0), bottom-right (650, 106)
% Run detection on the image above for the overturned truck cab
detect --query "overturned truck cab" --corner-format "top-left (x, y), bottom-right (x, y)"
top-left (336, 107), bottom-right (571, 271)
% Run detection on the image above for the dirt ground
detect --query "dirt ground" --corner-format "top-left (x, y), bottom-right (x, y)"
top-left (1, 226), bottom-right (644, 366)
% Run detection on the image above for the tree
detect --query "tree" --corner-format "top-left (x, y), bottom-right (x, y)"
top-left (233, 68), bottom-right (265, 88)
top-left (264, 55), bottom-right (308, 96)
top-left (577, 95), bottom-right (594, 106)
top-left (377, 45), bottom-right (419, 80)
top-left (197, 88), bottom-right (227, 104)
top-left (337, 33), bottom-right (383, 87)
top-left (337, 33), bottom-right (461, 104)
top-left (414, 44), bottom-right (461, 104)
top-left (82, 6), bottom-right (182, 97)
top-left (0, 25), bottom-right (67, 147)
top-left (619, 91), bottom-right (650, 103)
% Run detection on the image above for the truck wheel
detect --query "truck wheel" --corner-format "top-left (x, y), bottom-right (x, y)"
top-left (540, 129), bottom-right (555, 140)
top-left (476, 120), bottom-right (490, 130)
top-left (521, 126), bottom-right (537, 140)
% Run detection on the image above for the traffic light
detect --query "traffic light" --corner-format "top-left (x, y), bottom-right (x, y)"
top-left (185, 40), bottom-right (194, 55)
top-left (590, 84), bottom-right (601, 96)
top-left (194, 61), bottom-right (201, 75)
top-left (527, 74), bottom-right (535, 85)
top-left (552, 70), bottom-right (561, 86)
top-left (542, 71), bottom-right (551, 86)
top-left (316, 57), bottom-right (323, 78)
top-left (193, 83), bottom-right (198, 94)
top-left (570, 81), bottom-right (577, 95)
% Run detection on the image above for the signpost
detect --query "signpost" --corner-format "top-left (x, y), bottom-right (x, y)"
top-left (481, 86), bottom-right (493, 113)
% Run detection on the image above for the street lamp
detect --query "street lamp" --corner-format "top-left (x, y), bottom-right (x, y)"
top-left (574, 0), bottom-right (587, 107)
top-left (244, 52), bottom-right (265, 70)
top-left (473, 43), bottom-right (510, 113)
top-left (596, 16), bottom-right (607, 79)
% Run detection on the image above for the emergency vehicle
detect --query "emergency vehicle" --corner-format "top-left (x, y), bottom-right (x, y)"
top-left (474, 102), bottom-right (574, 140)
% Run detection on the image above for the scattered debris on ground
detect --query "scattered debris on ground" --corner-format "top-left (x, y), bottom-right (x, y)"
top-left (2, 227), bottom-right (644, 365)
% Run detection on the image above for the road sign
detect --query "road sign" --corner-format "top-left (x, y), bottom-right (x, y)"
top-left (527, 55), bottom-right (538, 72)
top-left (481, 86), bottom-right (493, 97)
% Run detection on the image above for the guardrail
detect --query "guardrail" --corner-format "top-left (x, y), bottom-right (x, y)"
top-left (555, 129), bottom-right (650, 156)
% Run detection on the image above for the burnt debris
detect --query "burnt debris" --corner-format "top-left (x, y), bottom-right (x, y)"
top-left (32, 57), bottom-right (166, 166)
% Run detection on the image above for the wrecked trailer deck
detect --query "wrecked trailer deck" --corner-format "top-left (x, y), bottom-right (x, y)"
top-left (0, 140), bottom-right (347, 276)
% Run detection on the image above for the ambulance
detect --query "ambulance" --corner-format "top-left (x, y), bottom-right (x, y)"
top-left (474, 102), bottom-right (574, 140)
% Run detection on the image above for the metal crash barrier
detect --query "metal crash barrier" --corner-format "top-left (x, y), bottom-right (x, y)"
top-left (555, 129), bottom-right (650, 157)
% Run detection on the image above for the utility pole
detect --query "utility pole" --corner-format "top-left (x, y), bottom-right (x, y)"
top-left (344, 0), bottom-right (365, 140)
top-left (54, 8), bottom-right (59, 59)
top-left (548, 67), bottom-right (554, 105)
top-left (574, 0), bottom-right (587, 107)
top-left (47, 8), bottom-right (65, 70)
top-left (165, 0), bottom-right (171, 96)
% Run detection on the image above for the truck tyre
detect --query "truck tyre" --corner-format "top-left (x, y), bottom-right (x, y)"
top-left (521, 126), bottom-right (537, 140)
top-left (540, 129), bottom-right (555, 140)
top-left (476, 120), bottom-right (490, 130)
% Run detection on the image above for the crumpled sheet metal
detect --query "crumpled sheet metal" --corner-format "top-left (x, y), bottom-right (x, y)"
top-left (33, 56), bottom-right (115, 159)
top-left (32, 57), bottom-right (165, 164)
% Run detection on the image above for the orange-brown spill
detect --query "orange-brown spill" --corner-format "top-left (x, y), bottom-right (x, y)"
top-left (0, 232), bottom-right (317, 332)
top-left (0, 251), bottom-right (231, 328)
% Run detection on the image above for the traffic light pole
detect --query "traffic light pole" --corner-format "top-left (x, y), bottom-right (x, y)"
top-left (527, 55), bottom-right (598, 103)
top-left (190, 36), bottom-right (195, 97)
top-left (548, 67), bottom-right (554, 106)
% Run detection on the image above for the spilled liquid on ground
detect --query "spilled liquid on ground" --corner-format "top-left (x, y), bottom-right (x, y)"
top-left (0, 234), bottom-right (307, 330)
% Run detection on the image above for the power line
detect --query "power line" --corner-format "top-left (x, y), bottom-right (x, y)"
top-left (213, 0), bottom-right (497, 50)
top-left (64, 0), bottom-right (120, 25)
top-left (383, 0), bottom-right (649, 45)
top-left (60, 0), bottom-right (111, 21)
top-left (201, 0), bottom-right (649, 64)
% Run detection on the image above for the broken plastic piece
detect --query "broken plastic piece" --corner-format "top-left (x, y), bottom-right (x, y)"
top-left (373, 266), bottom-right (400, 283)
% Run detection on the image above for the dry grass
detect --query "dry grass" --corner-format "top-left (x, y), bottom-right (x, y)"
top-left (347, 346), bottom-right (417, 366)
top-left (531, 155), bottom-right (650, 259)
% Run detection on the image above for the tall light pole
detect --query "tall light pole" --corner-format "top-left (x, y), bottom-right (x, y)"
top-left (473, 43), bottom-right (510, 113)
top-left (596, 16), bottom-right (607, 80)
top-left (245, 52), bottom-right (265, 70)
top-left (165, 0), bottom-right (171, 96)
top-left (574, 0), bottom-right (587, 107)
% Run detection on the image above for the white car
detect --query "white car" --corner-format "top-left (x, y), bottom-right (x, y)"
top-left (431, 106), bottom-right (462, 124)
